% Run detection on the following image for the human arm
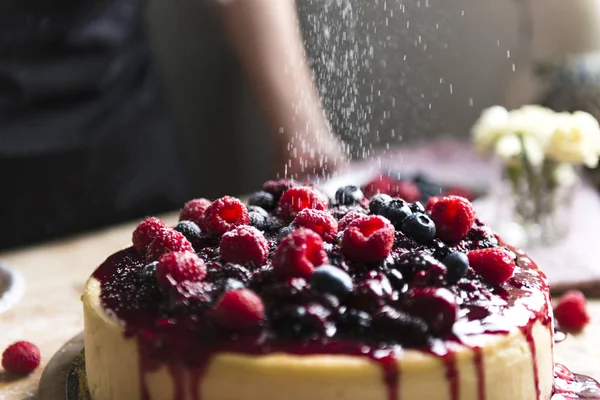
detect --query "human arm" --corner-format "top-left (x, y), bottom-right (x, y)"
top-left (215, 0), bottom-right (348, 178)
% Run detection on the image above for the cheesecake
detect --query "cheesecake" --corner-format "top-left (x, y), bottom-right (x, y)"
top-left (83, 181), bottom-right (554, 400)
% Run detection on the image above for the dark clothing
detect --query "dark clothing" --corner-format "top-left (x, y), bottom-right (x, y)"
top-left (0, 0), bottom-right (187, 249)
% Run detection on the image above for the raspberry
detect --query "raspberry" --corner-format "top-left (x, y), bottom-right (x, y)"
top-left (2, 341), bottom-right (40, 375)
top-left (554, 290), bottom-right (590, 331)
top-left (425, 196), bottom-right (440, 213)
top-left (262, 179), bottom-right (298, 200)
top-left (273, 228), bottom-right (328, 278)
top-left (214, 289), bottom-right (265, 330)
top-left (467, 248), bottom-right (516, 285)
top-left (132, 217), bottom-right (167, 254)
top-left (293, 209), bottom-right (338, 242)
top-left (391, 180), bottom-right (421, 203)
top-left (342, 215), bottom-right (395, 263)
top-left (429, 195), bottom-right (476, 242)
top-left (338, 211), bottom-right (365, 231)
top-left (155, 251), bottom-right (207, 289)
top-left (278, 187), bottom-right (328, 220)
top-left (220, 225), bottom-right (269, 266)
top-left (145, 229), bottom-right (194, 262)
top-left (201, 196), bottom-right (250, 236)
top-left (179, 198), bottom-right (212, 226)
top-left (362, 176), bottom-right (396, 198)
top-left (444, 186), bottom-right (476, 201)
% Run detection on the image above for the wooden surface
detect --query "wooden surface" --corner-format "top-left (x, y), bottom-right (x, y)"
top-left (0, 211), bottom-right (599, 399)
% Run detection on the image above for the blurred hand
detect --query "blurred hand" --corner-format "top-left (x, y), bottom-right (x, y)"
top-left (275, 128), bottom-right (349, 179)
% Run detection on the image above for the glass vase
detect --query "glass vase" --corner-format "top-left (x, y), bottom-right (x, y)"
top-left (492, 161), bottom-right (580, 247)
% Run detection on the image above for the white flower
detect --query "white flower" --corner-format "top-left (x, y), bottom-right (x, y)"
top-left (471, 105), bottom-right (555, 155)
top-left (494, 133), bottom-right (545, 167)
top-left (546, 111), bottom-right (600, 167)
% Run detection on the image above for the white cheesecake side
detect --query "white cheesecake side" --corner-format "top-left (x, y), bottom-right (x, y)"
top-left (83, 277), bottom-right (553, 400)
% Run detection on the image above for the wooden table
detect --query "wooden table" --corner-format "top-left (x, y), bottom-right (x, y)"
top-left (0, 212), bottom-right (599, 399)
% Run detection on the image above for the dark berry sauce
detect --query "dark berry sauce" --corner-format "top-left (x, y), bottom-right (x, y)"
top-left (91, 194), bottom-right (595, 400)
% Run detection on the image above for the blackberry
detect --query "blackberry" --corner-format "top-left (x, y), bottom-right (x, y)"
top-left (248, 191), bottom-right (276, 211)
top-left (207, 263), bottom-right (252, 284)
top-left (385, 268), bottom-right (408, 295)
top-left (139, 261), bottom-right (159, 285)
top-left (270, 304), bottom-right (327, 338)
top-left (394, 251), bottom-right (441, 281)
top-left (337, 308), bottom-right (372, 336)
top-left (335, 185), bottom-right (364, 206)
top-left (372, 306), bottom-right (429, 346)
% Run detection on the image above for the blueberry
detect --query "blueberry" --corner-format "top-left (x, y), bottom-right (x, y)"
top-left (400, 213), bottom-right (436, 243)
top-left (386, 269), bottom-right (408, 294)
top-left (174, 221), bottom-right (202, 242)
top-left (410, 201), bottom-right (425, 213)
top-left (335, 185), bottom-right (364, 206)
top-left (310, 265), bottom-right (353, 300)
top-left (249, 211), bottom-right (269, 231)
top-left (369, 193), bottom-right (392, 215)
top-left (140, 261), bottom-right (159, 285)
top-left (247, 205), bottom-right (269, 217)
top-left (220, 278), bottom-right (245, 294)
top-left (278, 225), bottom-right (295, 241)
top-left (379, 199), bottom-right (412, 227)
top-left (443, 252), bottom-right (470, 284)
top-left (338, 308), bottom-right (372, 336)
top-left (248, 191), bottom-right (276, 211)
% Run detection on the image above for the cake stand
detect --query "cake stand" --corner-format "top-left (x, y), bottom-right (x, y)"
top-left (38, 333), bottom-right (88, 400)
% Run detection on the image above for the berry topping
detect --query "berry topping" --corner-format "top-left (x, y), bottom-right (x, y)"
top-left (400, 213), bottom-right (436, 243)
top-left (201, 196), bottom-right (250, 236)
top-left (372, 306), bottom-right (429, 346)
top-left (2, 341), bottom-right (40, 375)
top-left (155, 251), bottom-right (207, 289)
top-left (404, 288), bottom-right (458, 336)
top-left (342, 216), bottom-right (395, 263)
top-left (293, 209), bottom-right (338, 242)
top-left (393, 180), bottom-right (421, 203)
top-left (443, 252), bottom-right (470, 284)
top-left (468, 248), bottom-right (516, 285)
top-left (273, 228), bottom-right (328, 279)
top-left (378, 199), bottom-right (413, 227)
top-left (338, 309), bottom-right (372, 336)
top-left (410, 201), bottom-right (425, 213)
top-left (310, 265), bottom-right (353, 300)
top-left (278, 187), bottom-right (328, 220)
top-left (385, 269), bottom-right (408, 294)
top-left (220, 225), bottom-right (269, 266)
top-left (425, 196), bottom-right (440, 213)
top-left (335, 185), bottom-right (364, 206)
top-left (338, 211), bottom-right (365, 231)
top-left (179, 198), bottom-right (212, 226)
top-left (248, 191), bottom-right (276, 211)
top-left (369, 193), bottom-right (392, 214)
top-left (132, 217), bottom-right (167, 254)
top-left (554, 290), bottom-right (590, 331)
top-left (429, 195), bottom-right (476, 242)
top-left (174, 221), bottom-right (202, 242)
top-left (146, 229), bottom-right (194, 262)
top-left (214, 289), bottom-right (265, 330)
top-left (140, 261), bottom-right (159, 285)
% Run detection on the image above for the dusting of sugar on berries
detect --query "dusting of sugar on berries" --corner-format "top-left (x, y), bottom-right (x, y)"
top-left (155, 251), bottom-right (207, 289)
top-left (429, 195), bottom-right (475, 242)
top-left (220, 225), bottom-right (269, 266)
top-left (132, 217), bottom-right (167, 254)
top-left (201, 196), bottom-right (250, 236)
top-left (467, 247), bottom-right (516, 285)
top-left (145, 229), bottom-right (194, 262)
top-left (342, 215), bottom-right (395, 263)
top-left (273, 228), bottom-right (328, 278)
top-left (293, 209), bottom-right (338, 242)
top-left (179, 198), bottom-right (212, 226)
top-left (278, 187), bottom-right (328, 220)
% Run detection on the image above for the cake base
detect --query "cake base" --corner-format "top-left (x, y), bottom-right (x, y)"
top-left (39, 334), bottom-right (600, 400)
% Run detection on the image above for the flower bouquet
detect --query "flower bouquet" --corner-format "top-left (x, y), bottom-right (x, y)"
top-left (471, 105), bottom-right (600, 246)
